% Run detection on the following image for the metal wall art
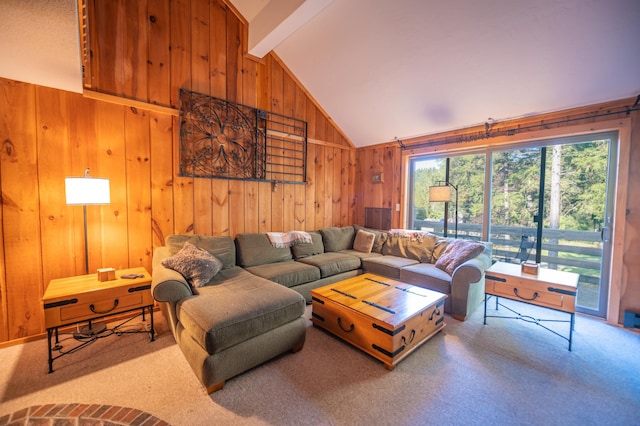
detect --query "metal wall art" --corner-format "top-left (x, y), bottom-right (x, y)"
top-left (179, 89), bottom-right (307, 183)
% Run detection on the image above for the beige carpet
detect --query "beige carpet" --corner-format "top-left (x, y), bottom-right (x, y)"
top-left (1, 301), bottom-right (639, 425)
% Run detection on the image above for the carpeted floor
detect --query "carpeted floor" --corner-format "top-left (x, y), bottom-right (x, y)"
top-left (0, 403), bottom-right (169, 425)
top-left (1, 300), bottom-right (639, 425)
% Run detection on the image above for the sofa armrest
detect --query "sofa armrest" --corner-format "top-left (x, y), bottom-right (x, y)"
top-left (151, 246), bottom-right (193, 302)
top-left (449, 247), bottom-right (492, 321)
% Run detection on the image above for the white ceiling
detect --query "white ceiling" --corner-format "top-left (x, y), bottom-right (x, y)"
top-left (2, 1), bottom-right (638, 148)
top-left (237, 0), bottom-right (640, 147)
top-left (0, 0), bottom-right (82, 94)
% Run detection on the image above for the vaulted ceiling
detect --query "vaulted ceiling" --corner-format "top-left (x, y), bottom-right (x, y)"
top-left (2, 0), bottom-right (639, 148)
top-left (235, 0), bottom-right (640, 147)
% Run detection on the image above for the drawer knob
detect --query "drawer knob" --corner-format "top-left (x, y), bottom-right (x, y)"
top-left (90, 299), bottom-right (119, 314)
top-left (514, 288), bottom-right (539, 301)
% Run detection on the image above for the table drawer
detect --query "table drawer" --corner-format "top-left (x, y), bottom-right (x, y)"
top-left (60, 293), bottom-right (144, 323)
top-left (487, 276), bottom-right (575, 313)
top-left (44, 283), bottom-right (152, 328)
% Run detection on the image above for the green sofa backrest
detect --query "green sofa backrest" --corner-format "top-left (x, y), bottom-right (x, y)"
top-left (319, 226), bottom-right (355, 252)
top-left (165, 234), bottom-right (236, 270)
top-left (235, 233), bottom-right (293, 267)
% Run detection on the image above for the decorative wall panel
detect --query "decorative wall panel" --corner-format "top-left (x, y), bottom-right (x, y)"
top-left (179, 89), bottom-right (307, 183)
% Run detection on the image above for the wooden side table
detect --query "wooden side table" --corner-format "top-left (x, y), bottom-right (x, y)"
top-left (42, 267), bottom-right (155, 372)
top-left (484, 261), bottom-right (579, 350)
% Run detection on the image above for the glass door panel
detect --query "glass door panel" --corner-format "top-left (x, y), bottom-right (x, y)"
top-left (488, 132), bottom-right (616, 317)
top-left (490, 147), bottom-right (541, 263)
top-left (408, 154), bottom-right (485, 240)
top-left (540, 137), bottom-right (614, 316)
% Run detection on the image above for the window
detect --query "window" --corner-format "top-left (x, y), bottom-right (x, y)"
top-left (407, 153), bottom-right (485, 240)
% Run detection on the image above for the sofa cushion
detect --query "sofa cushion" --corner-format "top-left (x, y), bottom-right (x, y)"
top-left (353, 229), bottom-right (375, 253)
top-left (399, 263), bottom-right (452, 295)
top-left (383, 231), bottom-right (438, 263)
top-left (339, 249), bottom-right (383, 260)
top-left (320, 226), bottom-right (355, 252)
top-left (297, 252), bottom-right (361, 278)
top-left (166, 234), bottom-right (236, 270)
top-left (175, 269), bottom-right (305, 354)
top-left (235, 233), bottom-right (293, 267)
top-left (291, 232), bottom-right (324, 259)
top-left (435, 240), bottom-right (486, 275)
top-left (161, 242), bottom-right (223, 288)
top-left (361, 255), bottom-right (419, 279)
top-left (245, 260), bottom-right (320, 288)
top-left (354, 225), bottom-right (388, 253)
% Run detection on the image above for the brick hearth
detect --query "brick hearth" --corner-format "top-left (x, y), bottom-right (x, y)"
top-left (0, 403), bottom-right (169, 426)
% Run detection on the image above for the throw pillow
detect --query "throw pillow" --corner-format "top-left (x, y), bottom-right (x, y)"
top-left (354, 225), bottom-right (388, 253)
top-left (434, 240), bottom-right (485, 275)
top-left (161, 242), bottom-right (223, 288)
top-left (353, 229), bottom-right (376, 253)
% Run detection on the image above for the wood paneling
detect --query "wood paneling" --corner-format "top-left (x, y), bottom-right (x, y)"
top-left (0, 0), bottom-right (354, 344)
top-left (1, 80), bottom-right (43, 339)
top-left (150, 112), bottom-right (174, 246)
top-left (124, 107), bottom-right (152, 268)
top-left (620, 112), bottom-right (640, 323)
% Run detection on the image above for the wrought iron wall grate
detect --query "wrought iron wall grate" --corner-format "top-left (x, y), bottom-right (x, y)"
top-left (179, 89), bottom-right (307, 183)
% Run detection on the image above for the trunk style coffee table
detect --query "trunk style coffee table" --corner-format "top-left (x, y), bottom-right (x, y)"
top-left (311, 273), bottom-right (447, 370)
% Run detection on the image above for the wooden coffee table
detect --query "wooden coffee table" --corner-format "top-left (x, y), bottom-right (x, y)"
top-left (311, 273), bottom-right (447, 370)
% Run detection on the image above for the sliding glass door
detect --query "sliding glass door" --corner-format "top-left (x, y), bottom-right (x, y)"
top-left (408, 131), bottom-right (618, 317)
top-left (490, 133), bottom-right (616, 316)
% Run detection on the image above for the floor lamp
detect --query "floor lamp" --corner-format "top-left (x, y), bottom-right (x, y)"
top-left (65, 168), bottom-right (111, 336)
top-left (429, 181), bottom-right (458, 238)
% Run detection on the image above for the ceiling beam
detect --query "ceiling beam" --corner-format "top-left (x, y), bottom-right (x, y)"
top-left (248, 0), bottom-right (333, 58)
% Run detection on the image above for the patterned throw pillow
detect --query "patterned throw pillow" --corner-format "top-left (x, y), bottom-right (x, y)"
top-left (161, 242), bottom-right (223, 288)
top-left (434, 240), bottom-right (485, 275)
top-left (353, 229), bottom-right (376, 253)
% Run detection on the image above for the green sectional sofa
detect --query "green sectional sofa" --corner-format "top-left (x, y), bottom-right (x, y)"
top-left (151, 234), bottom-right (307, 394)
top-left (151, 226), bottom-right (491, 392)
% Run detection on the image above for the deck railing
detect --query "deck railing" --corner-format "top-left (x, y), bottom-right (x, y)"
top-left (412, 220), bottom-right (602, 308)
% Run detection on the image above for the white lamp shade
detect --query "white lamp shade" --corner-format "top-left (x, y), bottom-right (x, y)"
top-left (429, 185), bottom-right (451, 202)
top-left (65, 177), bottom-right (111, 205)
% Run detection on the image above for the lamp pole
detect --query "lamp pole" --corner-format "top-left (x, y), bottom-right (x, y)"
top-left (444, 159), bottom-right (450, 237)
top-left (451, 182), bottom-right (458, 238)
top-left (444, 159), bottom-right (459, 238)
top-left (83, 204), bottom-right (89, 274)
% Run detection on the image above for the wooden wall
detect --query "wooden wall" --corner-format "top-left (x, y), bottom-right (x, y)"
top-left (0, 0), bottom-right (355, 344)
top-left (355, 98), bottom-right (640, 325)
top-left (1, 0), bottom-right (637, 346)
